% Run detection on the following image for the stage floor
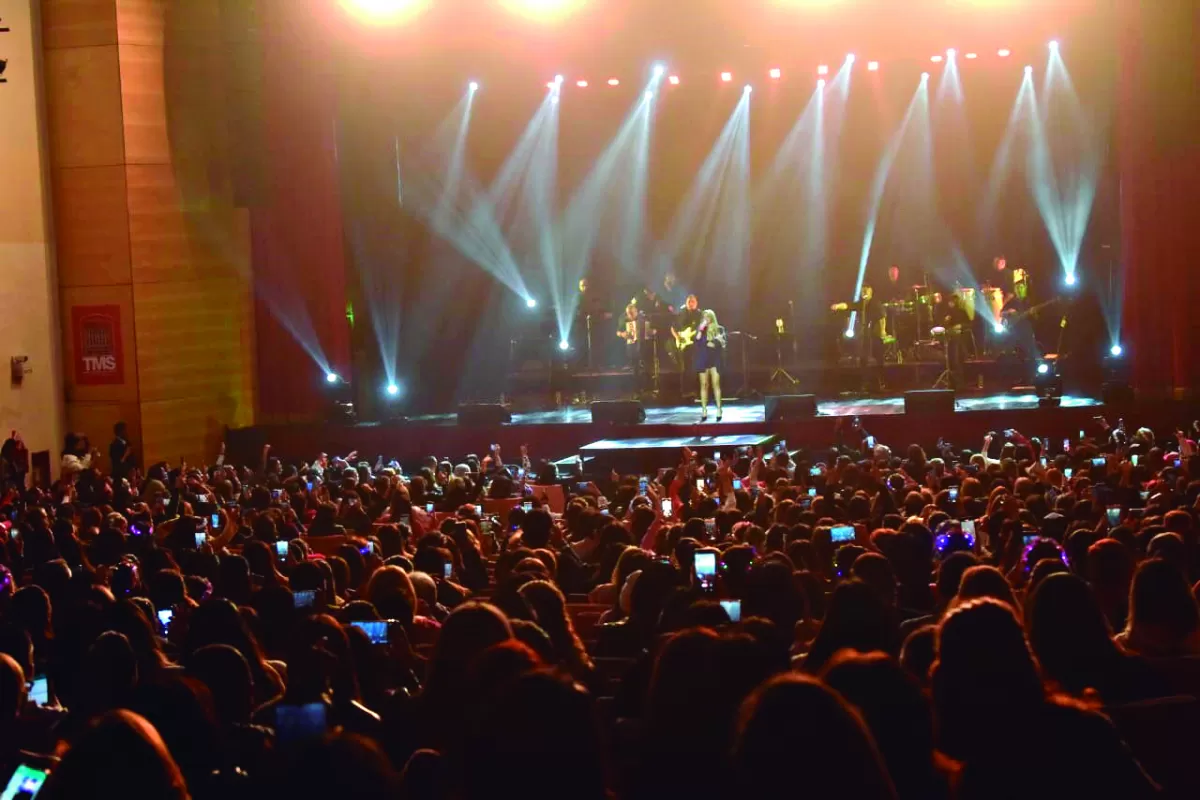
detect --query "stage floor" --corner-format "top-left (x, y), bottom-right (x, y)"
top-left (407, 392), bottom-right (1102, 427)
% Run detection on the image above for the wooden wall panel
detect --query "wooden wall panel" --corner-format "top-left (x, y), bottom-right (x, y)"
top-left (53, 166), bottom-right (133, 287)
top-left (59, 284), bottom-right (140, 405)
top-left (66, 401), bottom-right (142, 471)
top-left (126, 165), bottom-right (249, 283)
top-left (117, 44), bottom-right (170, 165)
top-left (42, 0), bottom-right (119, 50)
top-left (43, 45), bottom-right (126, 169)
top-left (140, 394), bottom-right (249, 468)
top-left (132, 277), bottom-right (255, 403)
top-left (115, 0), bottom-right (166, 47)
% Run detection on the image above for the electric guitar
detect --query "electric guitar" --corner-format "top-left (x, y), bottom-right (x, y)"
top-left (998, 297), bottom-right (1062, 329)
top-left (673, 326), bottom-right (697, 352)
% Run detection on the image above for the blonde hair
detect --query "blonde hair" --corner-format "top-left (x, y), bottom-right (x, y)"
top-left (702, 309), bottom-right (720, 341)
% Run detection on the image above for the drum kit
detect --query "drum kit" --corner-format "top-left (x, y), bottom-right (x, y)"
top-left (880, 284), bottom-right (946, 362)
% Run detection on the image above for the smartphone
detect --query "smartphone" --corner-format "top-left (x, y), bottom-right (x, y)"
top-left (130, 520), bottom-right (151, 538)
top-left (661, 498), bottom-right (673, 517)
top-left (517, 467), bottom-right (526, 479)
top-left (1092, 457), bottom-right (1106, 468)
top-left (1040, 456), bottom-right (1048, 468)
top-left (639, 477), bottom-right (649, 495)
top-left (1106, 505), bottom-right (1122, 525)
top-left (522, 501), bottom-right (533, 513)
top-left (720, 599), bottom-right (742, 623)
top-left (1175, 459), bottom-right (1182, 468)
top-left (425, 502), bottom-right (434, 514)
top-left (866, 435), bottom-right (876, 448)
top-left (1, 763), bottom-right (49, 800)
top-left (732, 478), bottom-right (742, 491)
top-left (808, 487), bottom-right (817, 497)
top-left (810, 467), bottom-right (821, 477)
top-left (27, 676), bottom-right (49, 707)
top-left (306, 480), bottom-right (314, 492)
top-left (778, 440), bottom-right (788, 454)
top-left (480, 518), bottom-right (492, 536)
top-left (350, 620), bottom-right (390, 645)
top-left (1064, 468), bottom-right (1073, 479)
top-left (1023, 534), bottom-right (1040, 546)
top-left (275, 702), bottom-right (328, 745)
top-left (961, 520), bottom-right (976, 537)
top-left (695, 478), bottom-right (704, 493)
top-left (270, 489), bottom-right (282, 501)
top-left (576, 482), bottom-right (590, 493)
top-left (398, 514), bottom-right (411, 528)
top-left (704, 518), bottom-right (716, 539)
top-left (209, 512), bottom-right (220, 529)
top-left (194, 532), bottom-right (206, 549)
top-left (346, 496), bottom-right (359, 507)
top-left (1062, 438), bottom-right (1070, 453)
top-left (196, 493), bottom-right (209, 504)
top-left (293, 590), bottom-right (315, 609)
top-left (1131, 454), bottom-right (1139, 467)
top-left (948, 487), bottom-right (959, 502)
top-left (442, 562), bottom-right (453, 579)
top-left (694, 551), bottom-right (717, 590)
top-left (1128, 508), bottom-right (1146, 520)
top-left (156, 608), bottom-right (173, 636)
top-left (1140, 490), bottom-right (1149, 502)
top-left (831, 525), bottom-right (855, 543)
top-left (1079, 430), bottom-right (1085, 441)
top-left (275, 540), bottom-right (288, 558)
top-left (601, 508), bottom-right (610, 516)
top-left (713, 450), bottom-right (721, 461)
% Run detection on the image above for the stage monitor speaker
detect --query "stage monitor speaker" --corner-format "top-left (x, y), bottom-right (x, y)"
top-left (456, 404), bottom-right (512, 426)
top-left (904, 389), bottom-right (956, 415)
top-left (764, 394), bottom-right (818, 421)
top-left (590, 400), bottom-right (646, 425)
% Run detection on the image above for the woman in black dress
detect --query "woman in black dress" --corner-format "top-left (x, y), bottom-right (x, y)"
top-left (695, 309), bottom-right (726, 422)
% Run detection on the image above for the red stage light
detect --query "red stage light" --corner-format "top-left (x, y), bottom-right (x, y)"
top-left (668, 75), bottom-right (680, 85)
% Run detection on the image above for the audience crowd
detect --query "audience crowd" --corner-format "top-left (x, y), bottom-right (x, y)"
top-left (0, 416), bottom-right (1199, 798)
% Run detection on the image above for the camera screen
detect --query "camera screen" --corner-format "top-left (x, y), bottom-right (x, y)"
top-left (1106, 506), bottom-right (1122, 525)
top-left (275, 703), bottom-right (328, 745)
top-left (0, 764), bottom-right (48, 800)
top-left (660, 498), bottom-right (672, 517)
top-left (831, 525), bottom-right (856, 543)
top-left (443, 563), bottom-right (453, 579)
top-left (522, 501), bottom-right (533, 513)
top-left (694, 552), bottom-right (717, 578)
top-left (27, 677), bottom-right (49, 707)
top-left (961, 520), bottom-right (976, 537)
top-left (156, 609), bottom-right (173, 635)
top-left (275, 541), bottom-right (288, 557)
top-left (193, 532), bottom-right (206, 549)
top-left (719, 600), bottom-right (742, 623)
top-left (351, 620), bottom-right (389, 645)
top-left (293, 590), bottom-right (315, 609)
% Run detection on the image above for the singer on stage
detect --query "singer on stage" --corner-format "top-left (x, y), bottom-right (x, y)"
top-left (694, 309), bottom-right (726, 422)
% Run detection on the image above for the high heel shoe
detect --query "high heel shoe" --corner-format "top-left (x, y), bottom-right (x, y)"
top-left (715, 407), bottom-right (723, 423)
top-left (700, 408), bottom-right (708, 423)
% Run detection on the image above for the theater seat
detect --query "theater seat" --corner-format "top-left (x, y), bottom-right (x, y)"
top-left (1106, 695), bottom-right (1200, 797)
top-left (530, 484), bottom-right (566, 514)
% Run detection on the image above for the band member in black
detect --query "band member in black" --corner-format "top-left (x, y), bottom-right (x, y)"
top-left (616, 303), bottom-right (645, 394)
top-left (834, 285), bottom-right (886, 391)
top-left (694, 309), bottom-right (727, 422)
top-left (671, 294), bottom-right (703, 395)
top-left (942, 292), bottom-right (972, 387)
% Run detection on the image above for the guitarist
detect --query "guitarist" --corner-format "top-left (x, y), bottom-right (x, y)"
top-left (671, 294), bottom-right (703, 395)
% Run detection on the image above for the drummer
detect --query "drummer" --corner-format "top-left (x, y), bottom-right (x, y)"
top-left (884, 264), bottom-right (908, 303)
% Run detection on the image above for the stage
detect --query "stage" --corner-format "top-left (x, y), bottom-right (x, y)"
top-left (228, 391), bottom-right (1118, 475)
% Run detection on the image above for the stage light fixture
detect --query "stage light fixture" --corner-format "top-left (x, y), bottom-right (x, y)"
top-left (325, 371), bottom-right (341, 384)
top-left (817, 78), bottom-right (826, 87)
top-left (644, 89), bottom-right (654, 100)
top-left (653, 63), bottom-right (666, 77)
top-left (965, 52), bottom-right (978, 60)
top-left (555, 74), bottom-right (564, 85)
top-left (546, 81), bottom-right (556, 89)
top-left (769, 67), bottom-right (782, 79)
top-left (998, 48), bottom-right (1011, 57)
top-left (1110, 343), bottom-right (1123, 357)
top-left (867, 61), bottom-right (879, 71)
top-left (558, 339), bottom-right (570, 351)
top-left (993, 322), bottom-right (1005, 335)
top-left (1025, 65), bottom-right (1033, 74)
top-left (1049, 40), bottom-right (1059, 51)
top-left (744, 84), bottom-right (753, 94)
top-left (931, 55), bottom-right (943, 63)
top-left (526, 297), bottom-right (538, 308)
top-left (385, 383), bottom-right (400, 397)
top-left (572, 79), bottom-right (586, 87)
top-left (607, 78), bottom-right (620, 86)
top-left (947, 48), bottom-right (956, 58)
top-left (1064, 274), bottom-right (1077, 287)
top-left (846, 54), bottom-right (856, 64)
top-left (720, 71), bottom-right (733, 82)
top-left (668, 75), bottom-right (680, 85)
top-left (1037, 362), bottom-right (1050, 376)
top-left (469, 81), bottom-right (479, 91)
top-left (921, 71), bottom-right (930, 80)
top-left (817, 64), bottom-right (829, 75)
top-left (843, 327), bottom-right (855, 339)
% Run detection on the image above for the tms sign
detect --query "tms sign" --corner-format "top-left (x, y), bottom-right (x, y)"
top-left (71, 305), bottom-right (125, 386)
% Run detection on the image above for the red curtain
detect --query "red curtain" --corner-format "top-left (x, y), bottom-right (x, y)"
top-left (1118, 1), bottom-right (1200, 394)
top-left (250, 0), bottom-right (351, 420)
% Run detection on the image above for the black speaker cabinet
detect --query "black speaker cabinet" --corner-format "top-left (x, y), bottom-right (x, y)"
top-left (590, 400), bottom-right (646, 425)
top-left (456, 404), bottom-right (512, 426)
top-left (904, 389), bottom-right (956, 415)
top-left (764, 394), bottom-right (818, 421)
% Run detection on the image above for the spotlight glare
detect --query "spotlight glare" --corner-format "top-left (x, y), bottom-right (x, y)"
top-left (1049, 40), bottom-right (1059, 50)
top-left (468, 80), bottom-right (479, 91)
top-left (1037, 362), bottom-right (1050, 376)
top-left (607, 78), bottom-right (620, 86)
top-left (653, 63), bottom-right (666, 77)
top-left (576, 79), bottom-right (588, 87)
top-left (1025, 65), bottom-right (1033, 74)
top-left (644, 89), bottom-right (654, 100)
top-left (921, 71), bottom-right (930, 80)
top-left (325, 371), bottom-right (340, 384)
top-left (1064, 274), bottom-right (1077, 286)
top-left (998, 48), bottom-right (1011, 57)
top-left (817, 64), bottom-right (829, 75)
top-left (931, 55), bottom-right (944, 63)
top-left (340, 0), bottom-right (430, 25)
top-left (769, 67), bottom-right (782, 79)
top-left (668, 75), bottom-right (680, 85)
top-left (386, 383), bottom-right (400, 397)
top-left (526, 297), bottom-right (537, 308)
top-left (817, 78), bottom-right (826, 87)
top-left (993, 322), bottom-right (1005, 335)
top-left (720, 71), bottom-right (733, 82)
top-left (843, 327), bottom-right (855, 339)
top-left (846, 53), bottom-right (855, 63)
top-left (558, 339), bottom-right (570, 352)
top-left (965, 52), bottom-right (978, 60)
top-left (1110, 344), bottom-right (1123, 357)
top-left (554, 74), bottom-right (564, 84)
top-left (744, 84), bottom-right (753, 94)
top-left (546, 81), bottom-right (556, 89)
top-left (867, 60), bottom-right (879, 71)
top-left (947, 48), bottom-right (956, 58)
